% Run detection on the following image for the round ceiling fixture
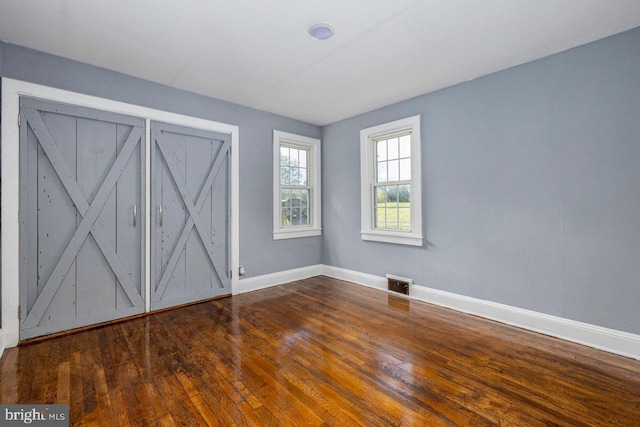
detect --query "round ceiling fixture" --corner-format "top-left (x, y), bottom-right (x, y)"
top-left (309, 23), bottom-right (335, 40)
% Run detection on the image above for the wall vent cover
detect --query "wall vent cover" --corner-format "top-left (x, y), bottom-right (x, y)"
top-left (386, 274), bottom-right (412, 295)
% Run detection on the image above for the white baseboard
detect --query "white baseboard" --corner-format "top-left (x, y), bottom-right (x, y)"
top-left (234, 264), bottom-right (323, 295)
top-left (321, 265), bottom-right (640, 360)
top-left (322, 265), bottom-right (388, 290)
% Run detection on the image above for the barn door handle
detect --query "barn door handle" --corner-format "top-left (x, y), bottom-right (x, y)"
top-left (159, 205), bottom-right (163, 227)
top-left (133, 204), bottom-right (137, 228)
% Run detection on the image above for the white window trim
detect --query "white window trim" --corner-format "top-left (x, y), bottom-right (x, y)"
top-left (273, 130), bottom-right (322, 240)
top-left (360, 115), bottom-right (423, 246)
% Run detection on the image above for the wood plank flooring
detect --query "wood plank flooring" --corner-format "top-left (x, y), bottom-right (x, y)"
top-left (1, 276), bottom-right (639, 426)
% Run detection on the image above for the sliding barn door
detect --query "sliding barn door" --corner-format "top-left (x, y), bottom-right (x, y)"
top-left (19, 97), bottom-right (145, 339)
top-left (151, 121), bottom-right (231, 310)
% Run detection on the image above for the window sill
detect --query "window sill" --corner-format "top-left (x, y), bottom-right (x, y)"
top-left (361, 230), bottom-right (423, 247)
top-left (273, 228), bottom-right (322, 240)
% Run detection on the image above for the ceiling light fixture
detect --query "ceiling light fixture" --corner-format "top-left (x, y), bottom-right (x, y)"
top-left (309, 23), bottom-right (335, 40)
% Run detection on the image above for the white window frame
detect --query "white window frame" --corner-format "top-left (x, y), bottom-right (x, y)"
top-left (273, 130), bottom-right (322, 240)
top-left (360, 115), bottom-right (423, 246)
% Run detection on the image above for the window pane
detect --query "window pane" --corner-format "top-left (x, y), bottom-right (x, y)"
top-left (387, 210), bottom-right (399, 229)
top-left (280, 146), bottom-right (290, 167)
top-left (388, 159), bottom-right (399, 182)
top-left (280, 166), bottom-right (289, 185)
top-left (399, 135), bottom-right (411, 158)
top-left (290, 190), bottom-right (301, 206)
top-left (293, 167), bottom-right (302, 186)
top-left (281, 188), bottom-right (312, 228)
top-left (385, 205), bottom-right (399, 229)
top-left (373, 184), bottom-right (411, 230)
top-left (377, 161), bottom-right (388, 183)
top-left (374, 186), bottom-right (387, 229)
top-left (289, 189), bottom-right (309, 207)
top-left (398, 184), bottom-right (410, 203)
top-left (281, 189), bottom-right (291, 207)
top-left (291, 149), bottom-right (298, 183)
top-left (387, 137), bottom-right (399, 160)
top-left (299, 189), bottom-right (310, 206)
top-left (398, 208), bottom-right (411, 230)
top-left (290, 207), bottom-right (301, 225)
top-left (386, 185), bottom-right (398, 204)
top-left (288, 166), bottom-right (296, 185)
top-left (374, 185), bottom-right (411, 231)
top-left (375, 186), bottom-right (386, 204)
top-left (377, 140), bottom-right (387, 161)
top-left (299, 167), bottom-right (308, 186)
top-left (289, 189), bottom-right (300, 208)
top-left (282, 208), bottom-right (291, 226)
top-left (299, 149), bottom-right (307, 168)
top-left (284, 147), bottom-right (297, 184)
top-left (284, 206), bottom-right (308, 226)
top-left (300, 208), bottom-right (310, 225)
top-left (375, 207), bottom-right (386, 228)
top-left (289, 147), bottom-right (299, 164)
top-left (399, 158), bottom-right (411, 181)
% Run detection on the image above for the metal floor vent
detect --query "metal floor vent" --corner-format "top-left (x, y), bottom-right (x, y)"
top-left (386, 274), bottom-right (413, 295)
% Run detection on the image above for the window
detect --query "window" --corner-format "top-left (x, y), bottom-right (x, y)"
top-left (273, 130), bottom-right (321, 240)
top-left (360, 115), bottom-right (422, 246)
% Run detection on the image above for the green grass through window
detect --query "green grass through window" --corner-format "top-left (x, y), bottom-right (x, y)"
top-left (375, 202), bottom-right (411, 230)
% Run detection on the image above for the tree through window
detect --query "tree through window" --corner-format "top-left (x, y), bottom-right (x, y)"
top-left (280, 145), bottom-right (310, 226)
top-left (273, 130), bottom-right (322, 240)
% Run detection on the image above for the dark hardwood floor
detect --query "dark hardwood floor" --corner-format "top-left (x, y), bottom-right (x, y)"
top-left (1, 276), bottom-right (639, 426)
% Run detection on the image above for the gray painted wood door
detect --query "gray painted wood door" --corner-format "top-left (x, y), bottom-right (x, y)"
top-left (19, 97), bottom-right (145, 339)
top-left (151, 121), bottom-right (230, 309)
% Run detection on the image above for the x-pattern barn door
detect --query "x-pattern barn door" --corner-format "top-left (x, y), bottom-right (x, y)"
top-left (19, 97), bottom-right (145, 339)
top-left (151, 121), bottom-right (231, 309)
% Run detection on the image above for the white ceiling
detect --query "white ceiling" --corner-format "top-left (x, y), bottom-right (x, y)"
top-left (1, 1), bottom-right (639, 126)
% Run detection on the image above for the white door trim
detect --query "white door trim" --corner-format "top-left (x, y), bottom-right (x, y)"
top-left (1, 78), bottom-right (240, 349)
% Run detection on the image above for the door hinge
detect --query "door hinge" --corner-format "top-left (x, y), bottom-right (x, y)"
top-left (18, 111), bottom-right (21, 127)
top-left (18, 304), bottom-right (21, 319)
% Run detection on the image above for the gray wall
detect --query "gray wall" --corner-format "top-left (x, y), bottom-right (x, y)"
top-left (3, 26), bottom-right (640, 336)
top-left (0, 42), bottom-right (323, 279)
top-left (0, 42), bottom-right (3, 326)
top-left (322, 27), bottom-right (640, 335)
